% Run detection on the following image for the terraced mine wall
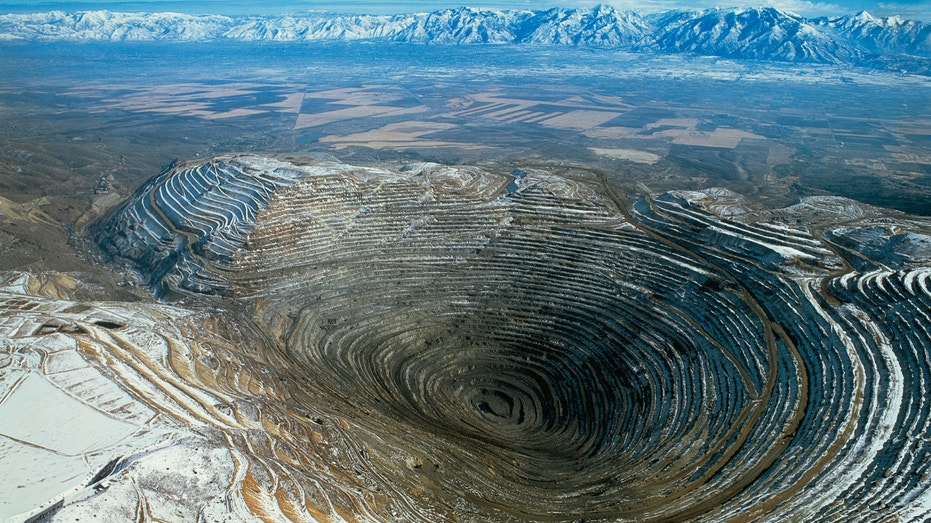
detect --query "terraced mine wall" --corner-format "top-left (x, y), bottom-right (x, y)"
top-left (92, 156), bottom-right (305, 298)
top-left (87, 154), bottom-right (931, 522)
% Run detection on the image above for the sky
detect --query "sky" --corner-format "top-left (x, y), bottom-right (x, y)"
top-left (0, 0), bottom-right (927, 20)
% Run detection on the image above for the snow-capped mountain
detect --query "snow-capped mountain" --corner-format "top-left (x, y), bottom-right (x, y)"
top-left (0, 6), bottom-right (651, 45)
top-left (388, 7), bottom-right (520, 44)
top-left (517, 6), bottom-right (650, 47)
top-left (816, 11), bottom-right (931, 55)
top-left (648, 8), bottom-right (861, 63)
top-left (385, 6), bottom-right (651, 46)
top-left (0, 6), bottom-right (928, 71)
top-left (221, 13), bottom-right (411, 42)
top-left (0, 10), bottom-right (234, 41)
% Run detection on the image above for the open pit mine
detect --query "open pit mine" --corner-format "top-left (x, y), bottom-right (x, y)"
top-left (3, 154), bottom-right (931, 522)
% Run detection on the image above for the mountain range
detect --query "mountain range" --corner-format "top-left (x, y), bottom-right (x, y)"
top-left (1, 6), bottom-right (929, 71)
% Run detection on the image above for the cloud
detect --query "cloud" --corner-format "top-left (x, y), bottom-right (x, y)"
top-left (877, 2), bottom-right (931, 19)
top-left (762, 0), bottom-right (847, 16)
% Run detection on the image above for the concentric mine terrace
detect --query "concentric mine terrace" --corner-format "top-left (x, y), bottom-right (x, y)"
top-left (4, 154), bottom-right (930, 522)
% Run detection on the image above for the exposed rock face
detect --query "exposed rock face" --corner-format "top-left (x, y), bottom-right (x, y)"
top-left (71, 155), bottom-right (931, 521)
top-left (92, 156), bottom-right (305, 297)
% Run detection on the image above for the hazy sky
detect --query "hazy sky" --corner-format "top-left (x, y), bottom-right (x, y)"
top-left (0, 0), bottom-right (927, 20)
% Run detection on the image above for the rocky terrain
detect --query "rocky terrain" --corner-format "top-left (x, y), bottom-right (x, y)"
top-left (4, 154), bottom-right (927, 521)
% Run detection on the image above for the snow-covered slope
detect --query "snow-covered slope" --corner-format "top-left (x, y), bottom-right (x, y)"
top-left (517, 5), bottom-right (651, 47)
top-left (648, 8), bottom-right (861, 63)
top-left (0, 10), bottom-right (234, 41)
top-left (389, 7), bottom-right (520, 44)
top-left (816, 10), bottom-right (931, 55)
top-left (0, 6), bottom-right (928, 69)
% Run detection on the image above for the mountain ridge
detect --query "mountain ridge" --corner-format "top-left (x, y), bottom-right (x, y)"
top-left (1, 6), bottom-right (929, 71)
